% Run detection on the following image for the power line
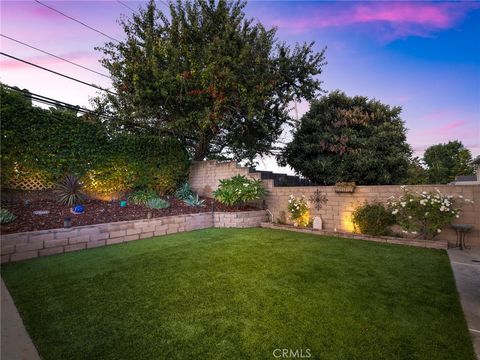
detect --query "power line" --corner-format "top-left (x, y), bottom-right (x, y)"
top-left (0, 52), bottom-right (116, 95)
top-left (117, 1), bottom-right (135, 12)
top-left (0, 34), bottom-right (111, 79)
top-left (34, 0), bottom-right (121, 43)
top-left (3, 84), bottom-right (114, 119)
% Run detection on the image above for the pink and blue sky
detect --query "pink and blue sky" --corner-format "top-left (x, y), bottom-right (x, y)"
top-left (1, 1), bottom-right (479, 172)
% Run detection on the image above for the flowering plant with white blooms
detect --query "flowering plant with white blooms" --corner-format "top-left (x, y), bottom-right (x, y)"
top-left (287, 195), bottom-right (310, 227)
top-left (387, 186), bottom-right (473, 240)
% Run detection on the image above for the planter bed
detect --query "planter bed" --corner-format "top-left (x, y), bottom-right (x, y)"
top-left (0, 190), bottom-right (257, 234)
top-left (260, 222), bottom-right (448, 249)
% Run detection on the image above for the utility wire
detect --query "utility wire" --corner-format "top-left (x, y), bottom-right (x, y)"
top-left (34, 0), bottom-right (121, 43)
top-left (0, 34), bottom-right (111, 79)
top-left (0, 52), bottom-right (116, 95)
top-left (117, 0), bottom-right (135, 12)
top-left (3, 84), bottom-right (114, 119)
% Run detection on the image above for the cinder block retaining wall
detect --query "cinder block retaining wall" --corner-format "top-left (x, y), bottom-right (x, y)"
top-left (189, 161), bottom-right (480, 247)
top-left (1, 210), bottom-right (268, 263)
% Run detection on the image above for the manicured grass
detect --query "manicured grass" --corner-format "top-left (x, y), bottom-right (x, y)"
top-left (1, 228), bottom-right (475, 360)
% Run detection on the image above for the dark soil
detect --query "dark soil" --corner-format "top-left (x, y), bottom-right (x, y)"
top-left (0, 191), bottom-right (259, 234)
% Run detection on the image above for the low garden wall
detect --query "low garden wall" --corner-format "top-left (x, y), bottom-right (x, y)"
top-left (1, 210), bottom-right (268, 263)
top-left (190, 161), bottom-right (480, 247)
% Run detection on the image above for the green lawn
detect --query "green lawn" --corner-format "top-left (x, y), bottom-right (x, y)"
top-left (1, 228), bottom-right (475, 360)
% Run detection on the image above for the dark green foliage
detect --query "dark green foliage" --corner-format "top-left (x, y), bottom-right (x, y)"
top-left (405, 156), bottom-right (429, 185)
top-left (213, 175), bottom-right (266, 205)
top-left (146, 197), bottom-right (170, 209)
top-left (95, 0), bottom-right (326, 161)
top-left (183, 194), bottom-right (205, 207)
top-left (0, 85), bottom-right (108, 183)
top-left (127, 189), bottom-right (158, 205)
top-left (351, 202), bottom-right (395, 236)
top-left (1, 228), bottom-right (475, 360)
top-left (0, 208), bottom-right (16, 224)
top-left (175, 182), bottom-right (195, 200)
top-left (423, 141), bottom-right (474, 184)
top-left (279, 91), bottom-right (412, 185)
top-left (1, 85), bottom-right (189, 194)
top-left (55, 175), bottom-right (85, 207)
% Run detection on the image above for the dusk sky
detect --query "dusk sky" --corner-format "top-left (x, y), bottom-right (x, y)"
top-left (1, 1), bottom-right (479, 173)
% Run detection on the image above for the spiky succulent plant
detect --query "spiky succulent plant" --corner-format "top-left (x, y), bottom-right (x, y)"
top-left (56, 175), bottom-right (85, 206)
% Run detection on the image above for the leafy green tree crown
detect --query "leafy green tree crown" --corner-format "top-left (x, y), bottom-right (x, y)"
top-left (95, 0), bottom-right (326, 161)
top-left (279, 90), bottom-right (412, 185)
top-left (423, 140), bottom-right (474, 184)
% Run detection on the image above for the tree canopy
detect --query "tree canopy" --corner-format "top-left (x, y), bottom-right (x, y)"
top-left (95, 0), bottom-right (326, 161)
top-left (423, 140), bottom-right (474, 184)
top-left (279, 91), bottom-right (412, 185)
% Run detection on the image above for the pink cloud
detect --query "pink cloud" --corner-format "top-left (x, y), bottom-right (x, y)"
top-left (0, 52), bottom-right (101, 70)
top-left (269, 2), bottom-right (479, 40)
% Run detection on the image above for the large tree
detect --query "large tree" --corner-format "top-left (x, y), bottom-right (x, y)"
top-left (279, 91), bottom-right (412, 185)
top-left (423, 140), bottom-right (474, 184)
top-left (95, 0), bottom-right (326, 161)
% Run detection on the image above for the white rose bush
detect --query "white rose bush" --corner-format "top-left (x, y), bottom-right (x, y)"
top-left (388, 186), bottom-right (473, 240)
top-left (287, 195), bottom-right (310, 227)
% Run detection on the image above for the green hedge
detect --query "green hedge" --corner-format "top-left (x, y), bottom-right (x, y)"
top-left (1, 85), bottom-right (189, 195)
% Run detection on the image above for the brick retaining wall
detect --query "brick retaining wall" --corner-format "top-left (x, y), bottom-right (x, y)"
top-left (189, 161), bottom-right (480, 247)
top-left (1, 210), bottom-right (268, 263)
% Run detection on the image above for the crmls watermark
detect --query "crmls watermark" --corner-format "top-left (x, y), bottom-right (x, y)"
top-left (272, 348), bottom-right (312, 358)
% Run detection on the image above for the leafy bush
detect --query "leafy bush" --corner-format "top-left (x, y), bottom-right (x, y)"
top-left (1, 86), bottom-right (190, 196)
top-left (0, 208), bottom-right (16, 224)
top-left (83, 157), bottom-right (137, 198)
top-left (183, 194), bottom-right (205, 207)
top-left (147, 198), bottom-right (170, 209)
top-left (287, 195), bottom-right (310, 227)
top-left (128, 189), bottom-right (158, 205)
top-left (212, 175), bottom-right (266, 206)
top-left (1, 85), bottom-right (108, 183)
top-left (109, 135), bottom-right (189, 194)
top-left (351, 202), bottom-right (395, 236)
top-left (55, 174), bottom-right (85, 206)
top-left (175, 182), bottom-right (194, 200)
top-left (387, 187), bottom-right (472, 239)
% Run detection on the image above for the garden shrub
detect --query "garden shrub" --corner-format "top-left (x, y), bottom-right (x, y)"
top-left (146, 198), bottom-right (170, 209)
top-left (1, 85), bottom-right (190, 196)
top-left (287, 195), bottom-right (310, 227)
top-left (175, 182), bottom-right (195, 200)
top-left (183, 194), bottom-right (205, 207)
top-left (351, 202), bottom-right (395, 236)
top-left (213, 175), bottom-right (266, 206)
top-left (82, 157), bottom-right (137, 198)
top-left (0, 85), bottom-right (108, 184)
top-left (0, 208), bottom-right (16, 224)
top-left (387, 186), bottom-right (471, 239)
top-left (127, 189), bottom-right (158, 205)
top-left (109, 135), bottom-right (189, 194)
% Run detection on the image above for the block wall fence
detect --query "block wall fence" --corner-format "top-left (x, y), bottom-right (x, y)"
top-left (189, 161), bottom-right (480, 247)
top-left (1, 211), bottom-right (268, 264)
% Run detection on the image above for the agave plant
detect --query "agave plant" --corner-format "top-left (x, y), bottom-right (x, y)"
top-left (0, 208), bottom-right (16, 224)
top-left (147, 197), bottom-right (170, 210)
top-left (175, 182), bottom-right (194, 200)
top-left (56, 175), bottom-right (85, 206)
top-left (183, 194), bottom-right (205, 207)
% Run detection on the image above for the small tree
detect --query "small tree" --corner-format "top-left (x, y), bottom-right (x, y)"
top-left (423, 141), bottom-right (474, 184)
top-left (95, 0), bottom-right (326, 162)
top-left (279, 91), bottom-right (412, 185)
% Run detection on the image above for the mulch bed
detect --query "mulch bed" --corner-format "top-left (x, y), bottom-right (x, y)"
top-left (0, 191), bottom-right (258, 234)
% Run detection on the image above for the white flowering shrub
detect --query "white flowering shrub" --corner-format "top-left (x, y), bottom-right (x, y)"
top-left (287, 195), bottom-right (310, 227)
top-left (387, 186), bottom-right (473, 240)
top-left (213, 175), bottom-right (266, 206)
